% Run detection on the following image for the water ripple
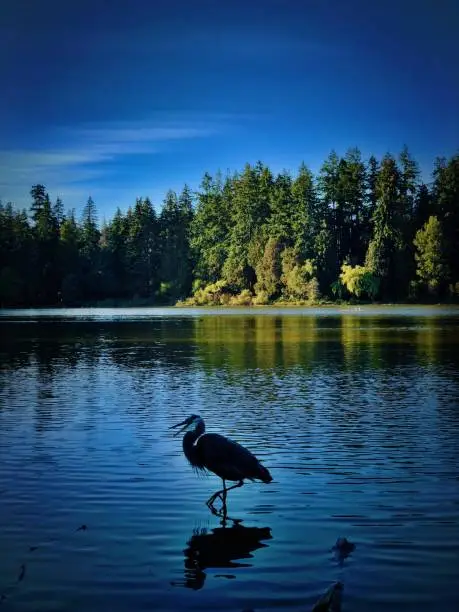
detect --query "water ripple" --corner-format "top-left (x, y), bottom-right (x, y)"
top-left (1, 309), bottom-right (459, 611)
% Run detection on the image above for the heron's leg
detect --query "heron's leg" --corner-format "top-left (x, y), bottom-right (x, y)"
top-left (207, 480), bottom-right (244, 520)
top-left (207, 480), bottom-right (243, 506)
top-left (206, 479), bottom-right (227, 508)
top-left (207, 499), bottom-right (231, 525)
top-left (224, 480), bottom-right (244, 494)
top-left (207, 498), bottom-right (240, 526)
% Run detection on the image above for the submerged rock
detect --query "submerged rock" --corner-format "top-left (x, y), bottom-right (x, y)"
top-left (312, 581), bottom-right (343, 612)
top-left (332, 537), bottom-right (355, 558)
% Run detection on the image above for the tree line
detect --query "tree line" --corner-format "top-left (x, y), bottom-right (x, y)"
top-left (0, 147), bottom-right (458, 308)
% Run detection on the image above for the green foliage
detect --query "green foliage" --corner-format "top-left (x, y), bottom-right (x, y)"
top-left (254, 237), bottom-right (282, 299)
top-left (191, 173), bottom-right (229, 284)
top-left (252, 290), bottom-right (270, 305)
top-left (342, 148), bottom-right (367, 261)
top-left (157, 281), bottom-right (173, 299)
top-left (30, 184), bottom-right (48, 222)
top-left (414, 184), bottom-right (434, 228)
top-left (291, 163), bottom-right (317, 259)
top-left (330, 280), bottom-right (345, 300)
top-left (317, 151), bottom-right (340, 282)
top-left (433, 155), bottom-right (459, 283)
top-left (222, 246), bottom-right (251, 290)
top-left (364, 153), bottom-right (411, 299)
top-left (313, 148), bottom-right (368, 293)
top-left (2, 150), bottom-right (458, 308)
top-left (159, 188), bottom-right (193, 299)
top-left (80, 196), bottom-right (100, 257)
top-left (229, 289), bottom-right (253, 306)
top-left (280, 248), bottom-right (319, 302)
top-left (399, 145), bottom-right (419, 228)
top-left (413, 216), bottom-right (449, 294)
top-left (267, 171), bottom-right (294, 243)
top-left (127, 197), bottom-right (160, 298)
top-left (366, 156), bottom-right (379, 220)
top-left (365, 235), bottom-right (389, 278)
top-left (186, 279), bottom-right (232, 306)
top-left (339, 263), bottom-right (380, 299)
top-left (314, 224), bottom-right (336, 294)
top-left (223, 163), bottom-right (272, 291)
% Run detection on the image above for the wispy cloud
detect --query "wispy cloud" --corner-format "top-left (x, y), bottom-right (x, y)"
top-left (0, 117), bottom-right (225, 207)
top-left (75, 124), bottom-right (216, 144)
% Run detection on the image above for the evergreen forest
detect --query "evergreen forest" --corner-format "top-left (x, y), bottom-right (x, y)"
top-left (1, 147), bottom-right (458, 308)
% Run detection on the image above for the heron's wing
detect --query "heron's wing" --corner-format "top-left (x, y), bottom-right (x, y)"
top-left (198, 433), bottom-right (270, 482)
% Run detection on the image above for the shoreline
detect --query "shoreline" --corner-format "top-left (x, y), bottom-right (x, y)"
top-left (2, 302), bottom-right (459, 314)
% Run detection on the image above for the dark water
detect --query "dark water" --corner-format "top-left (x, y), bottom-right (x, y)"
top-left (1, 306), bottom-right (459, 611)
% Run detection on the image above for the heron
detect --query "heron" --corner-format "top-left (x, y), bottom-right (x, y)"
top-left (170, 414), bottom-right (272, 509)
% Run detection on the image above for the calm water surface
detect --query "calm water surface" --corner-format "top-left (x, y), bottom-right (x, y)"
top-left (1, 306), bottom-right (459, 611)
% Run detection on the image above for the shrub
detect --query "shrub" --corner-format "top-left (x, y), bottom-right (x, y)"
top-left (229, 289), bottom-right (253, 306)
top-left (183, 279), bottom-right (233, 305)
top-left (339, 263), bottom-right (380, 299)
top-left (280, 248), bottom-right (319, 301)
top-left (253, 290), bottom-right (270, 305)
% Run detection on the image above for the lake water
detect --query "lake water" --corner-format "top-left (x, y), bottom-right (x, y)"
top-left (1, 306), bottom-right (459, 611)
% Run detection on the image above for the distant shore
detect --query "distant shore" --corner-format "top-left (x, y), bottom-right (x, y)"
top-left (2, 301), bottom-right (459, 312)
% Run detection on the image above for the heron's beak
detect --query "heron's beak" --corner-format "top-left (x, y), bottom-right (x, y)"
top-left (169, 419), bottom-right (189, 437)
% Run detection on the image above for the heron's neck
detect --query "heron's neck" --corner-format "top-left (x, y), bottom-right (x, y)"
top-left (183, 420), bottom-right (205, 468)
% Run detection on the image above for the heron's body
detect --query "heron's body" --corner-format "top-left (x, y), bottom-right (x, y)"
top-left (184, 431), bottom-right (272, 483)
top-left (171, 414), bottom-right (272, 509)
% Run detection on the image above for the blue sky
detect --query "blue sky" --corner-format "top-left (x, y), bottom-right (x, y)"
top-left (1, 0), bottom-right (458, 218)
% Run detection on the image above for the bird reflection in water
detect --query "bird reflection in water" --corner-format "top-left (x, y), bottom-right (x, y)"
top-left (172, 512), bottom-right (272, 590)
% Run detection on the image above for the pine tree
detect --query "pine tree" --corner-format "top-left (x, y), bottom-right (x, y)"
top-left (366, 155), bottom-right (379, 219)
top-left (30, 184), bottom-right (48, 222)
top-left (341, 147), bottom-right (367, 264)
top-left (159, 189), bottom-right (193, 300)
top-left (365, 154), bottom-right (402, 298)
top-left (60, 210), bottom-right (82, 304)
top-left (414, 184), bottom-right (433, 229)
top-left (79, 196), bottom-right (101, 300)
top-left (396, 145), bottom-right (420, 292)
top-left (291, 162), bottom-right (317, 260)
top-left (0, 150), bottom-right (455, 307)
top-left (53, 197), bottom-right (64, 227)
top-left (317, 151), bottom-right (341, 292)
top-left (191, 172), bottom-right (229, 285)
top-left (398, 145), bottom-right (419, 226)
top-left (30, 186), bottom-right (60, 304)
top-left (223, 163), bottom-right (271, 290)
top-left (432, 155), bottom-right (459, 284)
top-left (254, 236), bottom-right (283, 299)
top-left (413, 216), bottom-right (449, 295)
top-left (101, 207), bottom-right (129, 298)
top-left (0, 202), bottom-right (32, 306)
top-left (125, 197), bottom-right (159, 298)
top-left (267, 171), bottom-right (294, 244)
top-left (80, 196), bottom-right (100, 257)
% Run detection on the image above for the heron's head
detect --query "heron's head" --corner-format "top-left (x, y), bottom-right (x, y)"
top-left (169, 414), bottom-right (203, 437)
